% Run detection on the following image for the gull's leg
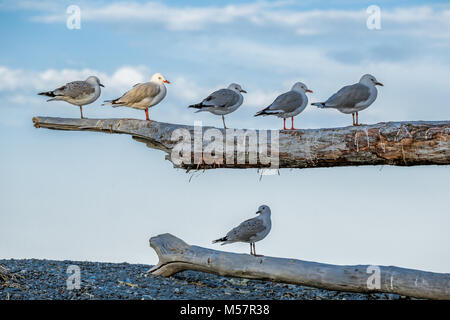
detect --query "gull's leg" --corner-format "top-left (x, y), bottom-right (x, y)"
top-left (80, 106), bottom-right (84, 119)
top-left (222, 115), bottom-right (227, 129)
top-left (250, 243), bottom-right (253, 255)
top-left (145, 108), bottom-right (150, 121)
top-left (290, 116), bottom-right (295, 130)
top-left (352, 113), bottom-right (355, 126)
top-left (283, 118), bottom-right (287, 130)
top-left (356, 112), bottom-right (359, 126)
top-left (252, 244), bottom-right (264, 257)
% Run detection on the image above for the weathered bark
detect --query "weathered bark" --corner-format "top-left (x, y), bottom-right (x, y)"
top-left (149, 234), bottom-right (450, 300)
top-left (32, 117), bottom-right (450, 170)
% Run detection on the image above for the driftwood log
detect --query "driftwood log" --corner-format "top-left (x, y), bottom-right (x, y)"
top-left (149, 234), bottom-right (450, 300)
top-left (32, 117), bottom-right (450, 170)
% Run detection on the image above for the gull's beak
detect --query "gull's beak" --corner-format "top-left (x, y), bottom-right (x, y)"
top-left (306, 89), bottom-right (313, 93)
top-left (100, 83), bottom-right (105, 87)
top-left (240, 89), bottom-right (247, 93)
top-left (163, 80), bottom-right (171, 84)
top-left (375, 82), bottom-right (383, 86)
top-left (256, 210), bottom-right (261, 214)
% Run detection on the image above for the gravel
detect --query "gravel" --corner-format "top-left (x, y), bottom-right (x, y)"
top-left (0, 259), bottom-right (405, 300)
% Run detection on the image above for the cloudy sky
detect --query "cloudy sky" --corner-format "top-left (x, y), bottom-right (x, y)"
top-left (1, 0), bottom-right (449, 273)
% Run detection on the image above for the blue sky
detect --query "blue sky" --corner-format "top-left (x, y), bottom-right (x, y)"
top-left (0, 0), bottom-right (449, 273)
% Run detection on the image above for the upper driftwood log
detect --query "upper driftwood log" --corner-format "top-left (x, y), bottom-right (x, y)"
top-left (149, 234), bottom-right (450, 300)
top-left (32, 117), bottom-right (450, 170)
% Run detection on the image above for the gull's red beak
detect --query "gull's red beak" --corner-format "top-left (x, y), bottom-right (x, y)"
top-left (163, 80), bottom-right (171, 84)
top-left (306, 89), bottom-right (313, 93)
top-left (375, 82), bottom-right (383, 86)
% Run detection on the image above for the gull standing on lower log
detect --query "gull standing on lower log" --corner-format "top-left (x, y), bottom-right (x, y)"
top-left (103, 73), bottom-right (170, 121)
top-left (188, 83), bottom-right (246, 129)
top-left (38, 76), bottom-right (104, 119)
top-left (213, 205), bottom-right (271, 257)
top-left (254, 82), bottom-right (313, 130)
top-left (312, 74), bottom-right (383, 126)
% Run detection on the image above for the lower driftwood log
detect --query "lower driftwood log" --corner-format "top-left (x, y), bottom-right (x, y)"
top-left (148, 234), bottom-right (450, 300)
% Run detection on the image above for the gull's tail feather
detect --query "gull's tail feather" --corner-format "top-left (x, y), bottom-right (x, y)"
top-left (254, 107), bottom-right (269, 117)
top-left (38, 91), bottom-right (56, 98)
top-left (188, 103), bottom-right (203, 109)
top-left (189, 103), bottom-right (210, 113)
top-left (212, 236), bottom-right (227, 244)
top-left (312, 102), bottom-right (326, 109)
top-left (102, 99), bottom-right (122, 107)
top-left (255, 106), bottom-right (279, 117)
top-left (38, 91), bottom-right (62, 102)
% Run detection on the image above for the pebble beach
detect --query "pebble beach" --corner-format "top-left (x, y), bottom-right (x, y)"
top-left (0, 259), bottom-right (406, 300)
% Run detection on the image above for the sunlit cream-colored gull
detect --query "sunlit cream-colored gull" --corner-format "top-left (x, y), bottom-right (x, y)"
top-left (213, 205), bottom-right (271, 257)
top-left (38, 76), bottom-right (104, 119)
top-left (188, 83), bottom-right (246, 129)
top-left (254, 82), bottom-right (312, 130)
top-left (312, 74), bottom-right (383, 126)
top-left (103, 73), bottom-right (170, 121)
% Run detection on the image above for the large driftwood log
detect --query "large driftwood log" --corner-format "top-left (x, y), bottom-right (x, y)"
top-left (149, 234), bottom-right (450, 300)
top-left (32, 117), bottom-right (450, 170)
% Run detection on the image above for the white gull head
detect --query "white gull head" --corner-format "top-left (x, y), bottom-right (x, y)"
top-left (359, 74), bottom-right (383, 87)
top-left (227, 83), bottom-right (247, 94)
top-left (85, 76), bottom-right (104, 87)
top-left (291, 82), bottom-right (313, 94)
top-left (150, 73), bottom-right (170, 85)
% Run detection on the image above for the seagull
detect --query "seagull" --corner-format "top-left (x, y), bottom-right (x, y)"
top-left (38, 76), bottom-right (104, 119)
top-left (103, 73), bottom-right (170, 121)
top-left (254, 82), bottom-right (312, 130)
top-left (188, 83), bottom-right (246, 129)
top-left (312, 74), bottom-right (383, 126)
top-left (212, 205), bottom-right (272, 257)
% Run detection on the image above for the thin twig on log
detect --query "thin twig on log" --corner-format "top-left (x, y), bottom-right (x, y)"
top-left (148, 234), bottom-right (450, 300)
top-left (32, 117), bottom-right (450, 170)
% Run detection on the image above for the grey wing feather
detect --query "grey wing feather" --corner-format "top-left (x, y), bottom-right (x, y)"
top-left (203, 89), bottom-right (240, 108)
top-left (325, 83), bottom-right (370, 108)
top-left (54, 81), bottom-right (94, 99)
top-left (227, 218), bottom-right (266, 242)
top-left (268, 91), bottom-right (304, 113)
top-left (116, 82), bottom-right (160, 104)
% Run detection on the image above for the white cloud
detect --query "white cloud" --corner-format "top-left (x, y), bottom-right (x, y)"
top-left (170, 76), bottom-right (208, 102)
top-left (245, 89), bottom-right (279, 109)
top-left (29, 1), bottom-right (284, 31)
top-left (0, 65), bottom-right (149, 93)
top-left (17, 1), bottom-right (450, 40)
